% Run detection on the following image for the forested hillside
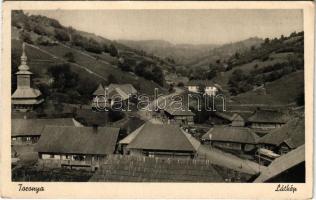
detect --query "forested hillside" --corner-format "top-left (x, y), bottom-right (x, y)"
top-left (220, 32), bottom-right (304, 105)
top-left (11, 11), bottom-right (170, 104)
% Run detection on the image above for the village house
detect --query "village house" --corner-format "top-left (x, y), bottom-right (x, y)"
top-left (11, 43), bottom-right (44, 112)
top-left (92, 83), bottom-right (137, 110)
top-left (119, 122), bottom-right (200, 159)
top-left (186, 80), bottom-right (221, 96)
top-left (164, 108), bottom-right (195, 125)
top-left (11, 118), bottom-right (76, 145)
top-left (36, 126), bottom-right (120, 171)
top-left (201, 126), bottom-right (259, 153)
top-left (163, 104), bottom-right (195, 125)
top-left (211, 112), bottom-right (249, 127)
top-left (257, 117), bottom-right (304, 155)
top-left (91, 83), bottom-right (108, 110)
top-left (247, 109), bottom-right (289, 131)
top-left (254, 144), bottom-right (305, 183)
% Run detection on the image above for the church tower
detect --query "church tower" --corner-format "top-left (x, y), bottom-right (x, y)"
top-left (12, 43), bottom-right (44, 112)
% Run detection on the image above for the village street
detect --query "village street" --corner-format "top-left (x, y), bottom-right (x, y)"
top-left (197, 145), bottom-right (266, 175)
top-left (135, 86), bottom-right (266, 175)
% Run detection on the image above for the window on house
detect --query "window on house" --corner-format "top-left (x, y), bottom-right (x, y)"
top-left (12, 137), bottom-right (17, 141)
top-left (49, 154), bottom-right (54, 158)
top-left (73, 155), bottom-right (85, 161)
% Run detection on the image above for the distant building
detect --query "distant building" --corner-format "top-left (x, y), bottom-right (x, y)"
top-left (257, 117), bottom-right (304, 155)
top-left (165, 73), bottom-right (189, 86)
top-left (248, 109), bottom-right (289, 131)
top-left (163, 104), bottom-right (195, 125)
top-left (212, 112), bottom-right (248, 127)
top-left (201, 126), bottom-right (259, 153)
top-left (186, 80), bottom-right (220, 96)
top-left (92, 83), bottom-right (137, 110)
top-left (11, 118), bottom-right (75, 145)
top-left (36, 126), bottom-right (120, 171)
top-left (11, 43), bottom-right (44, 112)
top-left (254, 144), bottom-right (305, 183)
top-left (107, 83), bottom-right (137, 102)
top-left (119, 122), bottom-right (200, 159)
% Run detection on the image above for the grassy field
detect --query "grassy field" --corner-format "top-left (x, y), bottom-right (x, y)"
top-left (232, 70), bottom-right (304, 105)
top-left (213, 53), bottom-right (290, 91)
top-left (12, 39), bottom-right (166, 95)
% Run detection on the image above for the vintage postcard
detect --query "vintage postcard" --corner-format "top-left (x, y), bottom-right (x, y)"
top-left (0, 1), bottom-right (314, 199)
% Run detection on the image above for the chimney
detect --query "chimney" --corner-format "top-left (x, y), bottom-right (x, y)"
top-left (92, 124), bottom-right (98, 134)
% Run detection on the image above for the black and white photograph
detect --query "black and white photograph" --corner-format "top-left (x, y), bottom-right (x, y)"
top-left (1, 1), bottom-right (314, 198)
top-left (9, 8), bottom-right (306, 183)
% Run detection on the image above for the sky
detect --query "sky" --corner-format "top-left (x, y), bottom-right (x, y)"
top-left (27, 9), bottom-right (303, 45)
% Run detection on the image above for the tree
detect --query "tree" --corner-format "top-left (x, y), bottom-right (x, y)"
top-left (207, 66), bottom-right (218, 80)
top-left (296, 92), bottom-right (304, 106)
top-left (280, 35), bottom-right (285, 40)
top-left (177, 82), bottom-right (184, 87)
top-left (135, 62), bottom-right (145, 76)
top-left (198, 84), bottom-right (206, 94)
top-left (118, 57), bottom-right (135, 72)
top-left (168, 84), bottom-right (175, 93)
top-left (84, 39), bottom-right (103, 54)
top-left (36, 36), bottom-right (52, 46)
top-left (63, 52), bottom-right (75, 63)
top-left (264, 38), bottom-right (270, 44)
top-left (19, 31), bottom-right (33, 44)
top-left (109, 44), bottom-right (118, 57)
top-left (228, 69), bottom-right (252, 95)
top-left (48, 63), bottom-right (78, 92)
top-left (152, 66), bottom-right (164, 86)
top-left (54, 28), bottom-right (70, 42)
top-left (103, 44), bottom-right (109, 53)
top-left (33, 25), bottom-right (47, 36)
top-left (107, 74), bottom-right (118, 84)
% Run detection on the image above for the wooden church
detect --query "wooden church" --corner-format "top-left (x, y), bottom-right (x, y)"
top-left (11, 43), bottom-right (44, 112)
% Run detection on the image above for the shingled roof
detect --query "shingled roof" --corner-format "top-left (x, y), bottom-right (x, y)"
top-left (202, 126), bottom-right (259, 144)
top-left (11, 88), bottom-right (42, 99)
top-left (213, 112), bottom-right (247, 122)
top-left (12, 118), bottom-right (75, 137)
top-left (186, 80), bottom-right (217, 87)
top-left (90, 155), bottom-right (224, 182)
top-left (36, 126), bottom-right (120, 155)
top-left (93, 83), bottom-right (137, 100)
top-left (258, 117), bottom-right (305, 148)
top-left (92, 84), bottom-right (105, 96)
top-left (248, 109), bottom-right (289, 124)
top-left (108, 84), bottom-right (137, 100)
top-left (164, 103), bottom-right (195, 116)
top-left (254, 144), bottom-right (305, 183)
top-left (124, 122), bottom-right (200, 152)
